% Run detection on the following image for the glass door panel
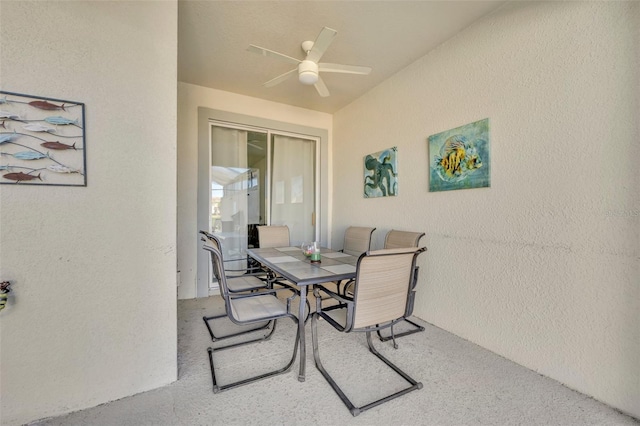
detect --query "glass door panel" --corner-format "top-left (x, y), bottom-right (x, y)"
top-left (270, 134), bottom-right (316, 246)
top-left (210, 127), bottom-right (266, 276)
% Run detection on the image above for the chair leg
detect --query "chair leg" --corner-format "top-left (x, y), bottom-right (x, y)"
top-left (376, 318), bottom-right (425, 344)
top-left (207, 315), bottom-right (300, 393)
top-left (202, 314), bottom-right (272, 343)
top-left (311, 313), bottom-right (422, 417)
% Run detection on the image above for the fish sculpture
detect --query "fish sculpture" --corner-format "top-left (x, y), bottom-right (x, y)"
top-left (0, 132), bottom-right (18, 144)
top-left (0, 165), bottom-right (12, 171)
top-left (2, 151), bottom-right (49, 160)
top-left (434, 135), bottom-right (483, 182)
top-left (0, 121), bottom-right (6, 129)
top-left (0, 96), bottom-right (8, 104)
top-left (47, 164), bottom-right (79, 174)
top-left (3, 171), bottom-right (41, 182)
top-left (44, 116), bottom-right (78, 126)
top-left (23, 123), bottom-right (55, 133)
top-left (0, 110), bottom-right (21, 120)
top-left (40, 141), bottom-right (76, 150)
top-left (28, 100), bottom-right (66, 111)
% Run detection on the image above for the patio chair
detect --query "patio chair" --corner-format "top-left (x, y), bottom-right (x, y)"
top-left (203, 243), bottom-right (300, 393)
top-left (256, 225), bottom-right (310, 320)
top-left (200, 231), bottom-right (272, 342)
top-left (381, 230), bottom-right (426, 342)
top-left (311, 247), bottom-right (427, 416)
top-left (344, 229), bottom-right (427, 344)
top-left (256, 225), bottom-right (294, 285)
top-left (341, 226), bottom-right (376, 256)
top-left (256, 225), bottom-right (290, 248)
top-left (336, 226), bottom-right (375, 294)
top-left (384, 229), bottom-right (425, 250)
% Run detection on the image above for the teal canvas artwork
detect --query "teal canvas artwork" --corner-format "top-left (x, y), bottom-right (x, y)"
top-left (429, 118), bottom-right (490, 192)
top-left (364, 147), bottom-right (397, 198)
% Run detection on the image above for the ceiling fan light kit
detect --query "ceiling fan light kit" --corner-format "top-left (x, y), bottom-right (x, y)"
top-left (247, 27), bottom-right (371, 97)
top-left (298, 61), bottom-right (319, 85)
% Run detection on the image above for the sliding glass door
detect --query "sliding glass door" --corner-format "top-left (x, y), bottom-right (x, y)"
top-left (207, 122), bottom-right (318, 289)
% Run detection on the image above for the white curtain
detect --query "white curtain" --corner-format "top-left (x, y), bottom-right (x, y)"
top-left (271, 134), bottom-right (315, 246)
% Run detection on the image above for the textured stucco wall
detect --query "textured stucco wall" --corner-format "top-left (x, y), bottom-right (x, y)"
top-left (0, 2), bottom-right (178, 424)
top-left (177, 82), bottom-right (332, 299)
top-left (332, 1), bottom-right (639, 418)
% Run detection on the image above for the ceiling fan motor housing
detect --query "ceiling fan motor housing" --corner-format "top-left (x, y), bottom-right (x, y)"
top-left (298, 60), bottom-right (319, 85)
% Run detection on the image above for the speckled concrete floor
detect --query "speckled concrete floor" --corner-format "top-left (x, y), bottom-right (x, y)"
top-left (32, 296), bottom-right (638, 426)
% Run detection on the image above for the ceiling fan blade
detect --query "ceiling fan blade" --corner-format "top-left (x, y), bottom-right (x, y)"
top-left (314, 76), bottom-right (330, 97)
top-left (247, 45), bottom-right (301, 65)
top-left (319, 63), bottom-right (372, 75)
top-left (263, 69), bottom-right (297, 87)
top-left (306, 27), bottom-right (337, 63)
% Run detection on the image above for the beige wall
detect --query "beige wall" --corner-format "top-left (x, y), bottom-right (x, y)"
top-left (0, 2), bottom-right (178, 425)
top-left (177, 82), bottom-right (332, 299)
top-left (332, 1), bottom-right (639, 418)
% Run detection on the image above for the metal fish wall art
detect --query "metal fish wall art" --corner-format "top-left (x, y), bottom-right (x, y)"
top-left (28, 100), bottom-right (66, 111)
top-left (1, 91), bottom-right (86, 186)
top-left (40, 141), bottom-right (76, 150)
top-left (2, 151), bottom-right (49, 160)
top-left (0, 132), bottom-right (18, 144)
top-left (0, 110), bottom-right (21, 120)
top-left (43, 116), bottom-right (78, 126)
top-left (23, 123), bottom-right (55, 133)
top-left (2, 171), bottom-right (42, 182)
top-left (47, 164), bottom-right (79, 174)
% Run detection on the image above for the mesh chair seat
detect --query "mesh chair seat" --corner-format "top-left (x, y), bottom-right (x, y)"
top-left (230, 294), bottom-right (289, 322)
top-left (227, 275), bottom-right (267, 293)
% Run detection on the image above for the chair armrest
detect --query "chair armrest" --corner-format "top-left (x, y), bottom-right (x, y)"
top-left (313, 283), bottom-right (352, 305)
top-left (228, 286), bottom-right (297, 301)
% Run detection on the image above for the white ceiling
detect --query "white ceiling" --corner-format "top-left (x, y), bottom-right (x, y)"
top-left (178, 1), bottom-right (506, 114)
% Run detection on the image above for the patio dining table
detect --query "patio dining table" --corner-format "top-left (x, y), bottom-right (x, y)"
top-left (246, 246), bottom-right (358, 382)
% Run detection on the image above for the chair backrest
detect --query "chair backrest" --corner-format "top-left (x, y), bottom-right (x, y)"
top-left (202, 243), bottom-right (229, 300)
top-left (383, 230), bottom-right (425, 249)
top-left (342, 226), bottom-right (376, 257)
top-left (200, 230), bottom-right (222, 253)
top-left (257, 225), bottom-right (290, 248)
top-left (351, 247), bottom-right (426, 330)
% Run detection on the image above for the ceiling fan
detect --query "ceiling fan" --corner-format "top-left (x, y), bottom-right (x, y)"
top-left (247, 27), bottom-right (372, 97)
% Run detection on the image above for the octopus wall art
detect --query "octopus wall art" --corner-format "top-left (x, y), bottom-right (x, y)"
top-left (364, 146), bottom-right (397, 198)
top-left (0, 91), bottom-right (86, 186)
top-left (428, 118), bottom-right (490, 192)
